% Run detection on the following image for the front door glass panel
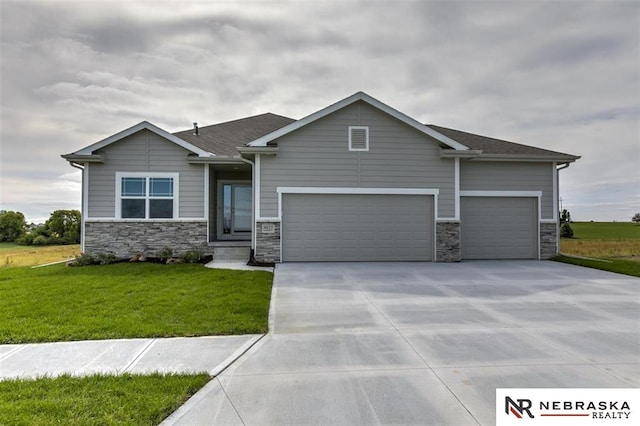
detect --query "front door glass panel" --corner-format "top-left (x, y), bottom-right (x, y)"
top-left (222, 183), bottom-right (251, 235)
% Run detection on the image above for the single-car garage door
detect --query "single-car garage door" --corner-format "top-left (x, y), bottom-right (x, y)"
top-left (461, 197), bottom-right (538, 260)
top-left (282, 194), bottom-right (433, 261)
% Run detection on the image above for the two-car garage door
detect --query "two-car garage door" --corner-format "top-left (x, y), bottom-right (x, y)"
top-left (282, 194), bottom-right (433, 262)
top-left (460, 197), bottom-right (538, 260)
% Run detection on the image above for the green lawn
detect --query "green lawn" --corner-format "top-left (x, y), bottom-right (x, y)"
top-left (0, 373), bottom-right (210, 425)
top-left (0, 242), bottom-right (24, 252)
top-left (0, 263), bottom-right (273, 343)
top-left (556, 221), bottom-right (640, 277)
top-left (568, 221), bottom-right (640, 239)
top-left (554, 254), bottom-right (640, 278)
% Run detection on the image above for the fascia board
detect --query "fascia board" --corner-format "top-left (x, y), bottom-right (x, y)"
top-left (61, 154), bottom-right (103, 162)
top-left (470, 154), bottom-right (581, 163)
top-left (440, 149), bottom-right (483, 158)
top-left (236, 146), bottom-right (279, 154)
top-left (247, 91), bottom-right (470, 151)
top-left (74, 121), bottom-right (214, 158)
top-left (187, 156), bottom-right (245, 164)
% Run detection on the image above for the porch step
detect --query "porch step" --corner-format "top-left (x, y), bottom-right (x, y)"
top-left (212, 246), bottom-right (251, 262)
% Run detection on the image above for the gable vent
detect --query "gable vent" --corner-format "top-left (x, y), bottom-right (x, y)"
top-left (349, 126), bottom-right (369, 151)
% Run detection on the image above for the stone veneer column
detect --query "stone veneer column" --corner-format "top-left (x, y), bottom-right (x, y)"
top-left (539, 222), bottom-right (558, 259)
top-left (436, 221), bottom-right (461, 262)
top-left (255, 221), bottom-right (281, 263)
top-left (84, 221), bottom-right (209, 258)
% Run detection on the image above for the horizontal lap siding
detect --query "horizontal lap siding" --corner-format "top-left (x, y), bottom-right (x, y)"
top-left (460, 161), bottom-right (554, 219)
top-left (260, 101), bottom-right (454, 217)
top-left (87, 129), bottom-right (204, 218)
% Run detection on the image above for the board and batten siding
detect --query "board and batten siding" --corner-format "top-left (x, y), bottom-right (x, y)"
top-left (459, 161), bottom-right (554, 219)
top-left (87, 129), bottom-right (205, 218)
top-left (259, 101), bottom-right (455, 218)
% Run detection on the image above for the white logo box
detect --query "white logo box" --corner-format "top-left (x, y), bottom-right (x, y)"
top-left (496, 388), bottom-right (639, 426)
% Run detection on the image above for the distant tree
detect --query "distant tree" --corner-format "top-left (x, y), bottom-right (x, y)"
top-left (633, 213), bottom-right (640, 224)
top-left (44, 210), bottom-right (81, 244)
top-left (0, 210), bottom-right (26, 242)
top-left (560, 209), bottom-right (572, 224)
top-left (560, 222), bottom-right (574, 238)
top-left (15, 210), bottom-right (81, 245)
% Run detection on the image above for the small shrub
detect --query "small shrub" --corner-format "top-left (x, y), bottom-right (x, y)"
top-left (32, 235), bottom-right (50, 246)
top-left (73, 253), bottom-right (96, 266)
top-left (96, 253), bottom-right (118, 265)
top-left (560, 222), bottom-right (574, 238)
top-left (157, 247), bottom-right (173, 262)
top-left (181, 249), bottom-right (204, 264)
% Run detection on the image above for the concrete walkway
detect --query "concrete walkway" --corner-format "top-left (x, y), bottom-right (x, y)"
top-left (0, 335), bottom-right (262, 380)
top-left (164, 261), bottom-right (639, 426)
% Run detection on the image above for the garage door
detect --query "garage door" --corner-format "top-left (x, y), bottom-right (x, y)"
top-left (282, 194), bottom-right (433, 261)
top-left (461, 197), bottom-right (538, 260)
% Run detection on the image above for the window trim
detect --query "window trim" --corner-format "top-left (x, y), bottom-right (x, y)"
top-left (115, 172), bottom-right (179, 220)
top-left (348, 126), bottom-right (369, 151)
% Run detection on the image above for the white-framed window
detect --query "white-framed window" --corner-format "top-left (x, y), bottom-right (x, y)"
top-left (116, 172), bottom-right (179, 219)
top-left (348, 126), bottom-right (369, 151)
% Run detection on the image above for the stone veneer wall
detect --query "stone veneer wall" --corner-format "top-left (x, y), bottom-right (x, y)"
top-left (84, 221), bottom-right (209, 258)
top-left (436, 221), bottom-right (461, 262)
top-left (539, 222), bottom-right (558, 259)
top-left (255, 221), bottom-right (280, 263)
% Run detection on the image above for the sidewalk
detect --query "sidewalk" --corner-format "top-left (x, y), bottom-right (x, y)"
top-left (0, 335), bottom-right (262, 380)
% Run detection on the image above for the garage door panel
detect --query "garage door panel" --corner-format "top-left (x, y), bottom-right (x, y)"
top-left (461, 197), bottom-right (537, 260)
top-left (283, 194), bottom-right (433, 262)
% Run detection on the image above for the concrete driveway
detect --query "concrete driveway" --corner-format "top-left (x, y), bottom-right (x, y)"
top-left (165, 261), bottom-right (639, 425)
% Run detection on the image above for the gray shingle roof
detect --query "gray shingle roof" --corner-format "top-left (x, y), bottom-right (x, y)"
top-left (171, 112), bottom-right (577, 162)
top-left (427, 124), bottom-right (578, 160)
top-left (173, 113), bottom-right (295, 157)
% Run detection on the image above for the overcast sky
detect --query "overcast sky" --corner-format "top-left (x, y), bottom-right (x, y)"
top-left (1, 0), bottom-right (638, 222)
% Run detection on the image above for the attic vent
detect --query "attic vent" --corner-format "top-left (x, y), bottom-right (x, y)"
top-left (349, 126), bottom-right (369, 151)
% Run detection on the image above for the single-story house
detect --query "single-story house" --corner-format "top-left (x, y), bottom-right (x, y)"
top-left (62, 91), bottom-right (579, 262)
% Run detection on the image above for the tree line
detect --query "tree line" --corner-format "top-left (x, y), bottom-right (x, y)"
top-left (0, 210), bottom-right (81, 245)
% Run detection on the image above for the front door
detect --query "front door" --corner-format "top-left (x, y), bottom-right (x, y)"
top-left (219, 182), bottom-right (252, 239)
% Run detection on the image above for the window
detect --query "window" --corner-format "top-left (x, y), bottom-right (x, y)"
top-left (349, 126), bottom-right (369, 151)
top-left (117, 173), bottom-right (178, 219)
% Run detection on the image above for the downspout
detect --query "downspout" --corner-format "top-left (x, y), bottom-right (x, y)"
top-left (69, 162), bottom-right (85, 252)
top-left (239, 156), bottom-right (256, 255)
top-left (556, 163), bottom-right (571, 255)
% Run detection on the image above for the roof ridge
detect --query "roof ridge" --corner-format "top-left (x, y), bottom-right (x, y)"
top-left (175, 112), bottom-right (295, 134)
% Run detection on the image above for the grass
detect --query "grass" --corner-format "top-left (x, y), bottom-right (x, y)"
top-left (567, 221), bottom-right (640, 239)
top-left (559, 222), bottom-right (640, 259)
top-left (0, 263), bottom-right (273, 343)
top-left (555, 221), bottom-right (640, 276)
top-left (554, 254), bottom-right (640, 277)
top-left (0, 373), bottom-right (210, 425)
top-left (0, 243), bottom-right (80, 267)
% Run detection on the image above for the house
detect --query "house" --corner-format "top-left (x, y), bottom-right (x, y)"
top-left (62, 92), bottom-right (579, 263)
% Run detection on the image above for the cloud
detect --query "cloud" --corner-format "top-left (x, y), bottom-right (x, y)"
top-left (1, 0), bottom-right (638, 221)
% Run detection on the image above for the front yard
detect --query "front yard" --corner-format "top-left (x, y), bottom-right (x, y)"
top-left (0, 263), bottom-right (273, 343)
top-left (0, 373), bottom-right (210, 425)
top-left (0, 262), bottom-right (272, 423)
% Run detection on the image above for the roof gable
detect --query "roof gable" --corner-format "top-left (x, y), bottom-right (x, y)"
top-left (247, 92), bottom-right (469, 150)
top-left (71, 121), bottom-right (213, 158)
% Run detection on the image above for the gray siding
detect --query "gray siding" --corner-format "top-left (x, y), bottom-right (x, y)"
top-left (460, 161), bottom-right (554, 219)
top-left (87, 129), bottom-right (205, 218)
top-left (259, 101), bottom-right (455, 218)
